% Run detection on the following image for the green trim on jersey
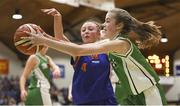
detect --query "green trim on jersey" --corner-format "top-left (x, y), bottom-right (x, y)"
top-left (109, 34), bottom-right (160, 99)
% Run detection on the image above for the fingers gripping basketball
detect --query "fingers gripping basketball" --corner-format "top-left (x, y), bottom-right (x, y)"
top-left (14, 23), bottom-right (44, 55)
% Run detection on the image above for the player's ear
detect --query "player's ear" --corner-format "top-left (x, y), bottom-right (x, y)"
top-left (116, 22), bottom-right (124, 32)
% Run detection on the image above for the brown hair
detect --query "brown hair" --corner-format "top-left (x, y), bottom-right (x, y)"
top-left (109, 8), bottom-right (162, 49)
top-left (84, 19), bottom-right (102, 31)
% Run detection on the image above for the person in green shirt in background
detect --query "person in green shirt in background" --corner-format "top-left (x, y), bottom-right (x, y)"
top-left (19, 46), bottom-right (60, 105)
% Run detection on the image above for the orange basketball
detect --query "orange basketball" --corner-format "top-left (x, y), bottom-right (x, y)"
top-left (14, 23), bottom-right (44, 55)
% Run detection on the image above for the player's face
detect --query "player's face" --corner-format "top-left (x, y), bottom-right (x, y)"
top-left (101, 12), bottom-right (117, 39)
top-left (81, 22), bottom-right (100, 43)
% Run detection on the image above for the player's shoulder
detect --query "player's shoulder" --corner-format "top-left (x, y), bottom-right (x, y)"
top-left (28, 54), bottom-right (39, 62)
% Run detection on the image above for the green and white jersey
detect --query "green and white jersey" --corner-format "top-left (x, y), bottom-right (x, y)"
top-left (28, 53), bottom-right (51, 89)
top-left (109, 35), bottom-right (160, 96)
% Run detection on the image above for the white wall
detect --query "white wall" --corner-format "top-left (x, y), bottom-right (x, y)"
top-left (165, 77), bottom-right (180, 101)
top-left (0, 42), bottom-right (23, 76)
top-left (165, 49), bottom-right (180, 101)
top-left (47, 48), bottom-right (74, 89)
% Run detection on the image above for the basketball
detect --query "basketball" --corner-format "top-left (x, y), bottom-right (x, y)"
top-left (14, 23), bottom-right (44, 55)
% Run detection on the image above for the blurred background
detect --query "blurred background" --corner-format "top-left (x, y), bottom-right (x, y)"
top-left (0, 0), bottom-right (180, 105)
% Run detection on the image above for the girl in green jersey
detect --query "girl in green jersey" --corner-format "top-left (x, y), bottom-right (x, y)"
top-left (19, 46), bottom-right (60, 105)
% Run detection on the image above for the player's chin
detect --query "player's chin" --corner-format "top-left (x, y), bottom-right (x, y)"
top-left (84, 40), bottom-right (93, 43)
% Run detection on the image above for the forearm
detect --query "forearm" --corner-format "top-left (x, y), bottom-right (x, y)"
top-left (20, 76), bottom-right (26, 91)
top-left (54, 16), bottom-right (70, 41)
top-left (42, 37), bottom-right (107, 56)
top-left (43, 37), bottom-right (81, 56)
top-left (54, 16), bottom-right (63, 39)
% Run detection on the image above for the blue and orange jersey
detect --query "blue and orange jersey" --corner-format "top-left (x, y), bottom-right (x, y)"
top-left (71, 53), bottom-right (115, 104)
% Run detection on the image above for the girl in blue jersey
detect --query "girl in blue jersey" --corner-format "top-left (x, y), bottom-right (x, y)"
top-left (23, 8), bottom-right (166, 105)
top-left (40, 8), bottom-right (117, 105)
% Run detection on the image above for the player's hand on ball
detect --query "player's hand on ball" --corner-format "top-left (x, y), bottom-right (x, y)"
top-left (14, 23), bottom-right (45, 55)
top-left (21, 29), bottom-right (45, 49)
